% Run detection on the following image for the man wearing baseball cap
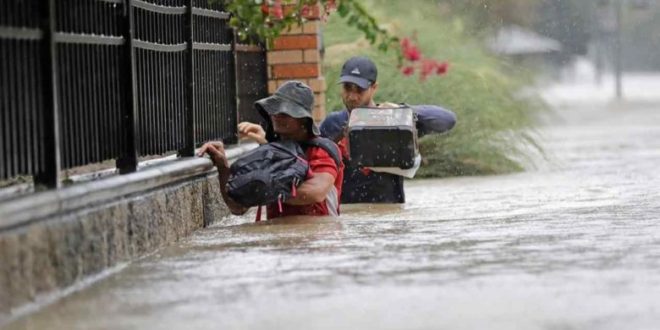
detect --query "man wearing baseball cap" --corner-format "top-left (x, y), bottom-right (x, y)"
top-left (320, 56), bottom-right (457, 204)
top-left (199, 81), bottom-right (344, 219)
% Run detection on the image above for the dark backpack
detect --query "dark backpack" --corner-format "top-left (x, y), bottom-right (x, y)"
top-left (227, 138), bottom-right (341, 208)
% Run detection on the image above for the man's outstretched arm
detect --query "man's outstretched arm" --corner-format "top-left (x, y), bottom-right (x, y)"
top-left (413, 105), bottom-right (457, 137)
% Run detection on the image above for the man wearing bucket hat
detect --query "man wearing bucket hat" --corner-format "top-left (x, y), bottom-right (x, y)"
top-left (320, 56), bottom-right (457, 204)
top-left (198, 81), bottom-right (344, 219)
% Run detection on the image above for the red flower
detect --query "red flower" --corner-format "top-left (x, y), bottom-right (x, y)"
top-left (261, 2), bottom-right (269, 15)
top-left (271, 0), bottom-right (283, 20)
top-left (301, 4), bottom-right (311, 17)
top-left (403, 46), bottom-right (421, 62)
top-left (400, 37), bottom-right (421, 62)
top-left (401, 66), bottom-right (415, 76)
top-left (436, 61), bottom-right (449, 75)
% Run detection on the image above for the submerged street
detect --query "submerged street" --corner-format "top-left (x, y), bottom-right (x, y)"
top-left (8, 92), bottom-right (660, 329)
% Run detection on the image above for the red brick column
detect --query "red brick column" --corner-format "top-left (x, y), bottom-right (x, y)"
top-left (267, 4), bottom-right (326, 123)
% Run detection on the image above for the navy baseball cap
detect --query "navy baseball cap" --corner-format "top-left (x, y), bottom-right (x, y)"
top-left (339, 56), bottom-right (378, 89)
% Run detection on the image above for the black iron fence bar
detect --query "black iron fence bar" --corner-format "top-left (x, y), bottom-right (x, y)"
top-left (232, 29), bottom-right (238, 133)
top-left (0, 27), bottom-right (42, 40)
top-left (181, 0), bottom-right (194, 157)
top-left (1, 41), bottom-right (6, 180)
top-left (192, 8), bottom-right (230, 19)
top-left (53, 33), bottom-right (124, 45)
top-left (117, 0), bottom-right (138, 174)
top-left (35, 0), bottom-right (62, 189)
top-left (232, 30), bottom-right (240, 134)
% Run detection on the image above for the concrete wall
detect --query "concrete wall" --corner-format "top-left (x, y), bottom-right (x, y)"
top-left (0, 146), bottom-right (254, 323)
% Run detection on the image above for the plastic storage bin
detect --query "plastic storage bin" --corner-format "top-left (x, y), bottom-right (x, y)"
top-left (347, 106), bottom-right (418, 169)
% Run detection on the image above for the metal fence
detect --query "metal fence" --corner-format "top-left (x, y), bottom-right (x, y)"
top-left (0, 0), bottom-right (267, 188)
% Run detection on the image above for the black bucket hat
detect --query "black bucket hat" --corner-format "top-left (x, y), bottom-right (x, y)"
top-left (255, 80), bottom-right (320, 136)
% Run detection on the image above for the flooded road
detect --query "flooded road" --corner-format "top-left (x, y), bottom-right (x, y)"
top-left (8, 102), bottom-right (660, 330)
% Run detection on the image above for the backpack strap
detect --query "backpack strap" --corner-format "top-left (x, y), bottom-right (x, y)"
top-left (255, 205), bottom-right (262, 222)
top-left (300, 137), bottom-right (341, 167)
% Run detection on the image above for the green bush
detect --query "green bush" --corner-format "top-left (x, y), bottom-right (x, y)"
top-left (323, 0), bottom-right (545, 177)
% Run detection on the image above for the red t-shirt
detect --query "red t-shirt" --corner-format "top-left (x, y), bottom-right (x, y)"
top-left (266, 145), bottom-right (344, 219)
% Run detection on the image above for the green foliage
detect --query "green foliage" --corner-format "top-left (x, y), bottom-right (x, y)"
top-left (323, 0), bottom-right (546, 178)
top-left (224, 0), bottom-right (302, 43)
top-left (333, 0), bottom-right (398, 52)
top-left (221, 0), bottom-right (398, 53)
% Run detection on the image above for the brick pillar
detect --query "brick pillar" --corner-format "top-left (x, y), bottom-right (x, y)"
top-left (267, 4), bottom-right (326, 123)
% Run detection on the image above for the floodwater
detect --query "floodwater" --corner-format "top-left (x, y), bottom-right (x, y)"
top-left (6, 101), bottom-right (660, 330)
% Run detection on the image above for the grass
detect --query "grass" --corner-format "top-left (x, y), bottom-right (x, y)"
top-left (322, 0), bottom-right (547, 177)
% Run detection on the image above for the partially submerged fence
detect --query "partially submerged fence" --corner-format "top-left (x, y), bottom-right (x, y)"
top-left (0, 0), bottom-right (267, 189)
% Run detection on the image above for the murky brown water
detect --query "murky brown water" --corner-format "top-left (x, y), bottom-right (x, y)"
top-left (6, 103), bottom-right (660, 330)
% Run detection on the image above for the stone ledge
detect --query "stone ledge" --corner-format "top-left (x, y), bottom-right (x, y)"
top-left (0, 143), bottom-right (256, 322)
top-left (0, 143), bottom-right (257, 232)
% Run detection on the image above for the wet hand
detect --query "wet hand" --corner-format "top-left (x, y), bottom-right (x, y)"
top-left (237, 122), bottom-right (267, 144)
top-left (197, 141), bottom-right (229, 169)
